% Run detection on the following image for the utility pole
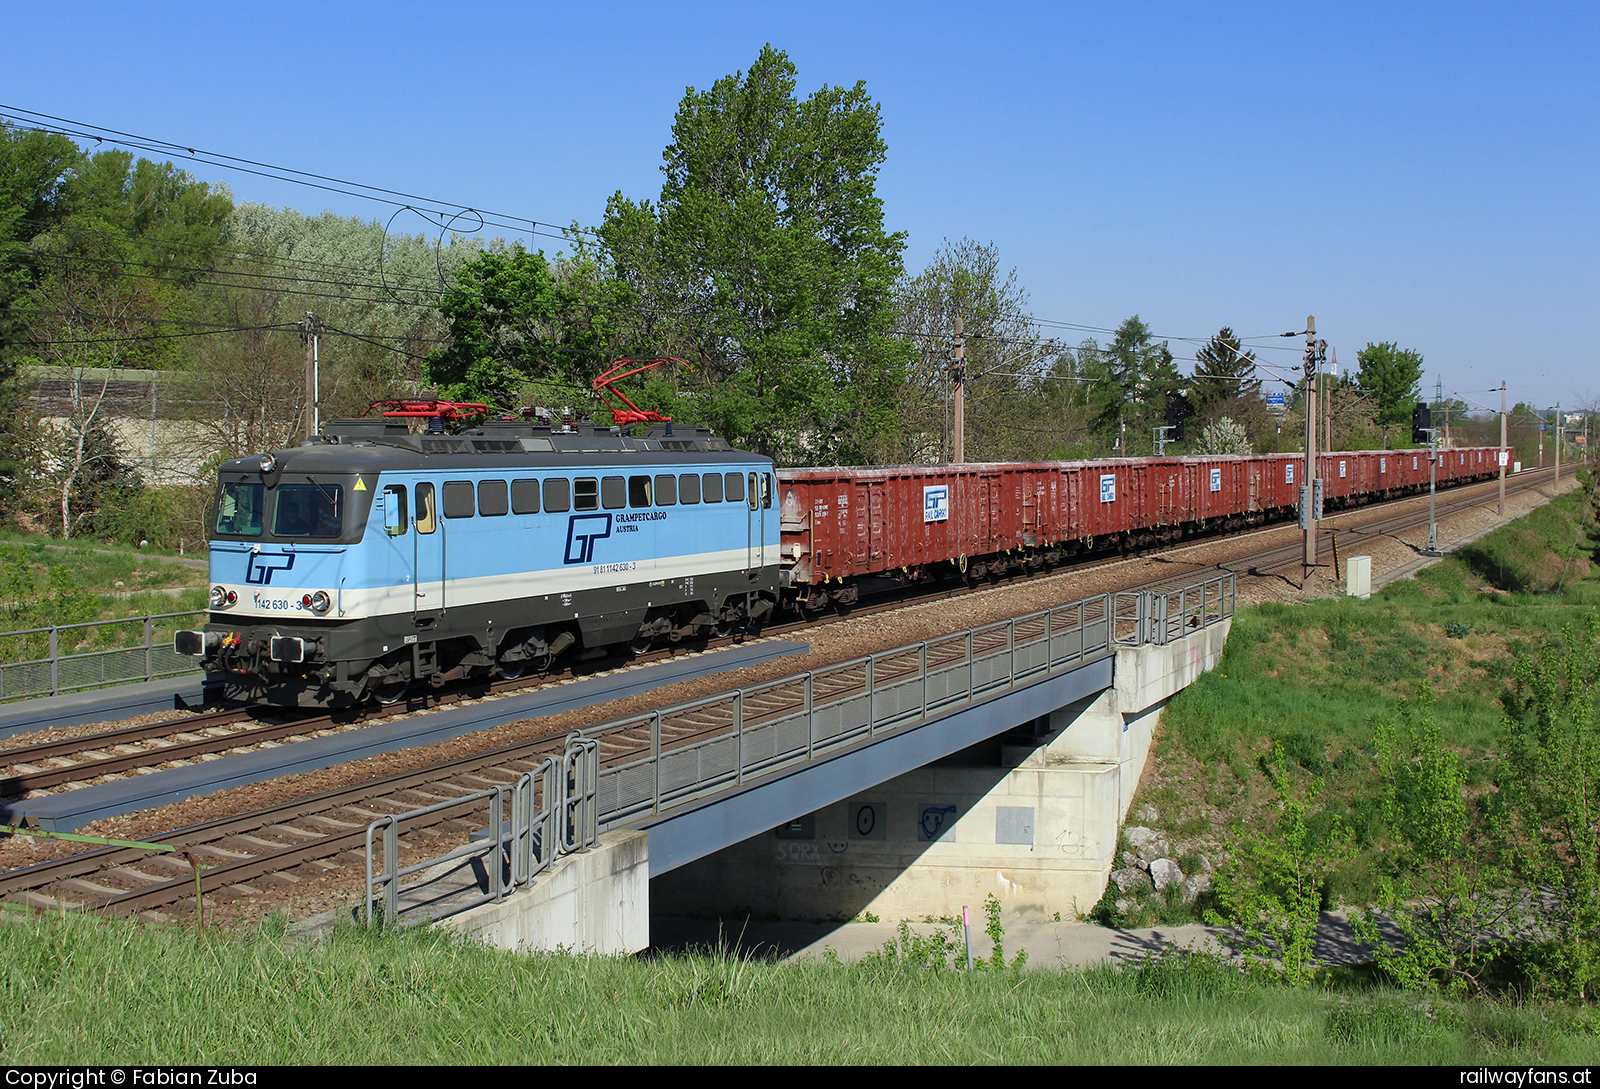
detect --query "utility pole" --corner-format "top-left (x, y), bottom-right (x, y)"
top-left (1436, 377), bottom-right (1450, 449)
top-left (951, 316), bottom-right (966, 465)
top-left (300, 311), bottom-right (322, 442)
top-left (1498, 380), bottom-right (1507, 517)
top-left (1303, 315), bottom-right (1318, 579)
top-left (1555, 401), bottom-right (1561, 482)
top-left (1322, 353), bottom-right (1332, 454)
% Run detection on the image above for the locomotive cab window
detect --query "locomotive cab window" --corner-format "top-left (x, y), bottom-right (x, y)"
top-left (478, 479), bottom-right (509, 517)
top-left (702, 472), bottom-right (723, 503)
top-left (628, 476), bottom-right (653, 507)
top-left (382, 485), bottom-right (407, 536)
top-left (575, 477), bottom-right (599, 511)
top-left (762, 473), bottom-right (773, 509)
top-left (679, 473), bottom-right (701, 504)
top-left (653, 474), bottom-right (676, 506)
top-left (215, 482), bottom-right (264, 536)
top-left (273, 484), bottom-right (342, 538)
top-left (511, 478), bottom-right (540, 514)
top-left (601, 476), bottom-right (626, 510)
top-left (747, 473), bottom-right (759, 511)
top-left (415, 483), bottom-right (437, 534)
top-left (443, 481), bottom-right (475, 519)
top-left (724, 472), bottom-right (745, 505)
top-left (543, 478), bottom-right (570, 513)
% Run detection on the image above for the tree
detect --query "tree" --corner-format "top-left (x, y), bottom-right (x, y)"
top-left (1356, 342), bottom-right (1425, 431)
top-left (1191, 327), bottom-right (1261, 411)
top-left (1352, 687), bottom-right (1523, 995)
top-left (1092, 316), bottom-right (1181, 453)
top-left (0, 124), bottom-right (81, 520)
top-left (1205, 747), bottom-right (1352, 986)
top-left (1196, 416), bottom-right (1252, 455)
top-left (424, 241), bottom-right (639, 409)
top-left (1496, 612), bottom-right (1600, 1000)
top-left (893, 237), bottom-right (1071, 463)
top-left (599, 45), bottom-right (909, 464)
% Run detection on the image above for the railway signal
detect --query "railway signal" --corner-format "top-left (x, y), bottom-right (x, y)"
top-left (1411, 402), bottom-right (1431, 444)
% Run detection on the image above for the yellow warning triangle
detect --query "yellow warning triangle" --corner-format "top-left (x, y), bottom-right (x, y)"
top-left (354, 476), bottom-right (368, 491)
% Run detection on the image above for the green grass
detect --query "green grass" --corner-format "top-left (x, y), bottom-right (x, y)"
top-left (1101, 472), bottom-right (1600, 923)
top-left (0, 526), bottom-right (203, 561)
top-left (1166, 478), bottom-right (1599, 768)
top-left (0, 536), bottom-right (207, 667)
top-left (1, 913), bottom-right (1596, 1064)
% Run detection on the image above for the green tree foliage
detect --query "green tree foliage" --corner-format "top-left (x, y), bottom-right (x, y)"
top-left (1191, 327), bottom-right (1261, 410)
top-left (0, 124), bottom-right (83, 518)
top-left (1206, 748), bottom-right (1352, 986)
top-left (0, 124), bottom-right (81, 377)
top-left (424, 241), bottom-right (639, 409)
top-left (1353, 687), bottom-right (1522, 995)
top-left (1082, 316), bottom-right (1182, 453)
top-left (1356, 342), bottom-right (1425, 431)
top-left (599, 45), bottom-right (909, 464)
top-left (1197, 416), bottom-right (1252, 455)
top-left (1496, 611), bottom-right (1600, 999)
top-left (893, 237), bottom-right (1080, 462)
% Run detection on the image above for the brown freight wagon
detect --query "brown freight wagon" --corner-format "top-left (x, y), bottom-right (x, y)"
top-left (777, 448), bottom-right (1507, 602)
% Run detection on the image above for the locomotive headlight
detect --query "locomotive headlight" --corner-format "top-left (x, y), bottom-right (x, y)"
top-left (308, 591), bottom-right (332, 614)
top-left (259, 453), bottom-right (277, 474)
top-left (210, 585), bottom-right (231, 609)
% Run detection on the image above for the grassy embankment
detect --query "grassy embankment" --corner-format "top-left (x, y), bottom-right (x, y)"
top-left (1099, 473), bottom-right (1600, 926)
top-left (0, 534), bottom-right (207, 668)
top-left (1, 477), bottom-right (1598, 1064)
top-left (1, 911), bottom-right (1596, 1064)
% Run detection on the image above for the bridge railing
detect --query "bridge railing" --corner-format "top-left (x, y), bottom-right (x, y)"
top-left (0, 610), bottom-right (205, 703)
top-left (363, 573), bottom-right (1234, 923)
top-left (1112, 573), bottom-right (1235, 647)
top-left (363, 738), bottom-right (599, 928)
top-left (592, 592), bottom-right (1117, 830)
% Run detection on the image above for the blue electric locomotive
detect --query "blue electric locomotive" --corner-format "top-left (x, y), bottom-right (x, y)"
top-left (177, 413), bottom-right (781, 707)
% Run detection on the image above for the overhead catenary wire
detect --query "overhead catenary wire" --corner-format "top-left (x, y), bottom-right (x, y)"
top-left (1, 110), bottom-right (1317, 384)
top-left (0, 105), bottom-right (595, 245)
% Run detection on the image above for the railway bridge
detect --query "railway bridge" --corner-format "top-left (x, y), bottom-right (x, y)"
top-left (407, 575), bottom-right (1236, 954)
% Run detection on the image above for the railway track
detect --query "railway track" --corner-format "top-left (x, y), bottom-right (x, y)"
top-left (0, 467), bottom-right (1556, 802)
top-left (0, 467), bottom-right (1568, 922)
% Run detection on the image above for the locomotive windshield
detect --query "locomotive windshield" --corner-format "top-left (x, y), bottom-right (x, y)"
top-left (273, 484), bottom-right (344, 538)
top-left (215, 483), bottom-right (264, 536)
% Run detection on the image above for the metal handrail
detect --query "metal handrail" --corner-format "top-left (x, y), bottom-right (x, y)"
top-left (363, 574), bottom-right (1233, 926)
top-left (0, 609), bottom-right (207, 702)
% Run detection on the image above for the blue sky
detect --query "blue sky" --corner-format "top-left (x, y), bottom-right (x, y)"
top-left (5, 1), bottom-right (1595, 410)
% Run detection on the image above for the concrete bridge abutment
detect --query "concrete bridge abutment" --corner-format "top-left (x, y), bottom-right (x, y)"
top-left (652, 619), bottom-right (1231, 923)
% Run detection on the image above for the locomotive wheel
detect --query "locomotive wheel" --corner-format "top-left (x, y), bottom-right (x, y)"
top-left (373, 677), bottom-right (410, 705)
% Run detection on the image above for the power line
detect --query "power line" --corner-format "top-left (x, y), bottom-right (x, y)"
top-left (0, 105), bottom-right (597, 246)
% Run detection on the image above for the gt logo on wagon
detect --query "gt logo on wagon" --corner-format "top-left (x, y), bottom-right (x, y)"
top-left (564, 514), bottom-right (612, 564)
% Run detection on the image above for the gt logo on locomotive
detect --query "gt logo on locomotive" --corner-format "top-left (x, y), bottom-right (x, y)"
top-left (564, 513), bottom-right (612, 564)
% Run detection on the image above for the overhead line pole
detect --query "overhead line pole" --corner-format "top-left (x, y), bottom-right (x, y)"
top-left (951, 316), bottom-right (966, 465)
top-left (1303, 315), bottom-right (1317, 580)
top-left (1498, 380), bottom-right (1507, 517)
top-left (301, 310), bottom-right (321, 442)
